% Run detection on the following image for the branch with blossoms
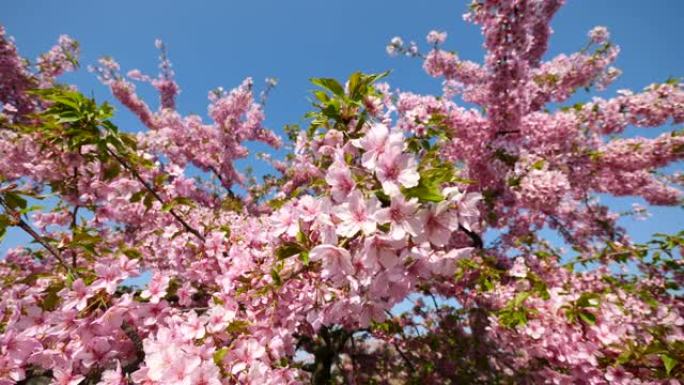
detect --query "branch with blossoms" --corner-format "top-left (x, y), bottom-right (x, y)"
top-left (0, 195), bottom-right (72, 273)
top-left (1, 1), bottom-right (684, 384)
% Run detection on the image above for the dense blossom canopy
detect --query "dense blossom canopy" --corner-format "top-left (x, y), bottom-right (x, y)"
top-left (1, 1), bottom-right (683, 384)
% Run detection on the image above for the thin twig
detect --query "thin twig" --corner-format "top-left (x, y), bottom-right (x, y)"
top-left (459, 224), bottom-right (484, 249)
top-left (107, 148), bottom-right (205, 242)
top-left (427, 291), bottom-right (440, 310)
top-left (391, 340), bottom-right (416, 372)
top-left (0, 197), bottom-right (74, 274)
top-left (208, 165), bottom-right (235, 196)
top-left (70, 204), bottom-right (79, 268)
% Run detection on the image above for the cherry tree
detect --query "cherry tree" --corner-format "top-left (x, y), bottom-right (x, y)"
top-left (1, 1), bottom-right (683, 384)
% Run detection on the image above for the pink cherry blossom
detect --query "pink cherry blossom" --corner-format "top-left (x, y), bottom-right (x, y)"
top-left (415, 202), bottom-right (458, 247)
top-left (140, 272), bottom-right (170, 304)
top-left (351, 123), bottom-right (403, 170)
top-left (375, 195), bottom-right (421, 240)
top-left (92, 263), bottom-right (125, 294)
top-left (0, 3), bottom-right (683, 383)
top-left (426, 30), bottom-right (447, 45)
top-left (374, 145), bottom-right (420, 196)
top-left (310, 244), bottom-right (354, 280)
top-left (325, 158), bottom-right (356, 202)
top-left (61, 278), bottom-right (91, 311)
top-left (333, 190), bottom-right (381, 237)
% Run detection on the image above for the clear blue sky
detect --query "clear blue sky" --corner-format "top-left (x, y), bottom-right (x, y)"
top-left (1, 1), bottom-right (682, 256)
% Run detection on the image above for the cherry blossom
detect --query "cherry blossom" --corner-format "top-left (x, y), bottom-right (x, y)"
top-left (0, 1), bottom-right (683, 384)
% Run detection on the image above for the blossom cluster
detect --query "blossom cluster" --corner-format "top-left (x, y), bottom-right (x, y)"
top-left (1, 0), bottom-right (683, 384)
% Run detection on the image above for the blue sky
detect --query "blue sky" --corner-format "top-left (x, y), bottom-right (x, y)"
top-left (1, 0), bottom-right (683, 257)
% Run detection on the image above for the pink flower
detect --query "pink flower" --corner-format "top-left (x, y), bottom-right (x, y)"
top-left (351, 123), bottom-right (403, 170)
top-left (298, 195), bottom-right (325, 222)
top-left (272, 204), bottom-right (300, 238)
top-left (99, 361), bottom-right (125, 385)
top-left (444, 188), bottom-right (481, 232)
top-left (426, 30), bottom-right (447, 45)
top-left (428, 247), bottom-right (472, 275)
top-left (118, 255), bottom-right (140, 277)
top-left (333, 191), bottom-right (381, 237)
top-left (354, 297), bottom-right (386, 328)
top-left (361, 235), bottom-right (405, 269)
top-left (604, 366), bottom-right (634, 384)
top-left (229, 339), bottom-right (267, 375)
top-left (588, 26), bottom-right (610, 44)
top-left (2, 103), bottom-right (17, 113)
top-left (206, 305), bottom-right (236, 334)
top-left (177, 282), bottom-right (196, 306)
top-left (92, 263), bottom-right (125, 294)
top-left (415, 202), bottom-right (458, 247)
top-left (508, 257), bottom-right (528, 278)
top-left (525, 319), bottom-right (546, 340)
top-left (310, 244), bottom-right (354, 280)
top-left (1, 331), bottom-right (42, 365)
top-left (375, 195), bottom-right (422, 240)
top-left (204, 231), bottom-right (226, 258)
top-left (51, 366), bottom-right (85, 385)
top-left (386, 36), bottom-right (404, 56)
top-left (325, 159), bottom-right (355, 202)
top-left (61, 278), bottom-right (91, 311)
top-left (189, 362), bottom-right (222, 385)
top-left (180, 311), bottom-right (206, 340)
top-left (374, 145), bottom-right (420, 196)
top-left (141, 272), bottom-right (171, 303)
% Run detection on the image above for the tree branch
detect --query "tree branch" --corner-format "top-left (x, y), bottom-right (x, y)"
top-left (107, 148), bottom-right (205, 242)
top-left (0, 197), bottom-right (75, 274)
top-left (121, 320), bottom-right (145, 374)
top-left (459, 224), bottom-right (483, 249)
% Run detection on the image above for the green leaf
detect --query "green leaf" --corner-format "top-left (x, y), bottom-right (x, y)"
top-left (347, 72), bottom-right (363, 100)
top-left (295, 231), bottom-right (307, 244)
top-left (123, 248), bottom-right (142, 259)
top-left (662, 354), bottom-right (677, 376)
top-left (143, 192), bottom-right (154, 210)
top-left (154, 174), bottom-right (168, 186)
top-left (267, 198), bottom-right (287, 210)
top-left (213, 347), bottom-right (229, 366)
top-left (531, 159), bottom-right (545, 170)
top-left (310, 77), bottom-right (345, 97)
top-left (498, 291), bottom-right (532, 328)
top-left (365, 70), bottom-right (390, 85)
top-left (57, 113), bottom-right (82, 124)
top-left (162, 196), bottom-right (195, 212)
top-left (299, 250), bottom-right (310, 266)
top-left (276, 242), bottom-right (305, 260)
top-left (130, 190), bottom-right (145, 203)
top-left (3, 192), bottom-right (27, 210)
top-left (578, 311), bottom-right (596, 325)
top-left (577, 292), bottom-right (601, 308)
top-left (512, 292), bottom-right (530, 307)
top-left (226, 319), bottom-right (250, 335)
top-left (270, 269), bottom-right (282, 286)
top-left (374, 190), bottom-right (391, 206)
top-left (313, 90), bottom-right (330, 103)
top-left (616, 347), bottom-right (633, 365)
top-left (402, 174), bottom-right (443, 203)
top-left (40, 281), bottom-right (65, 311)
top-left (103, 160), bottom-right (121, 181)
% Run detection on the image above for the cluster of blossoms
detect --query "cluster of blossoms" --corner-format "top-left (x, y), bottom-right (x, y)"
top-left (1, 0), bottom-right (683, 384)
top-left (385, 37), bottom-right (419, 57)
